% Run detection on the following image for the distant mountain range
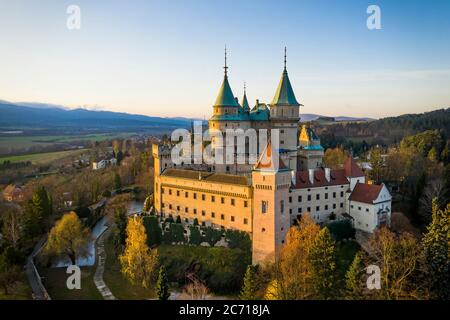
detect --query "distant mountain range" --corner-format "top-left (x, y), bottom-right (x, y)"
top-left (299, 113), bottom-right (375, 122)
top-left (0, 100), bottom-right (373, 131)
top-left (0, 101), bottom-right (196, 130)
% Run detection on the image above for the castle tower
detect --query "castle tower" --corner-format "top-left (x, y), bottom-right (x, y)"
top-left (152, 143), bottom-right (172, 215)
top-left (269, 48), bottom-right (301, 171)
top-left (297, 125), bottom-right (324, 171)
top-left (208, 48), bottom-right (251, 173)
top-left (252, 142), bottom-right (291, 265)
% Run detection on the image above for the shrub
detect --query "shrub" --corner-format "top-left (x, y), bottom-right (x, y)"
top-left (143, 216), bottom-right (162, 247)
top-left (326, 220), bottom-right (355, 241)
top-left (159, 245), bottom-right (250, 294)
top-left (189, 226), bottom-right (202, 246)
top-left (163, 223), bottom-right (186, 244)
top-left (202, 227), bottom-right (222, 246)
top-left (225, 230), bottom-right (251, 253)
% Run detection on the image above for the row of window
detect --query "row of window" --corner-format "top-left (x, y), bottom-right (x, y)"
top-left (162, 188), bottom-right (247, 207)
top-left (350, 204), bottom-right (370, 212)
top-left (290, 191), bottom-right (345, 203)
top-left (294, 202), bottom-right (344, 214)
top-left (162, 203), bottom-right (249, 225)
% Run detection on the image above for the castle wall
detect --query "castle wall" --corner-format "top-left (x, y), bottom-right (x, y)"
top-left (155, 174), bottom-right (253, 233)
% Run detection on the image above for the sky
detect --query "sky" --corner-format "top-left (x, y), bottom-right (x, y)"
top-left (0, 0), bottom-right (449, 119)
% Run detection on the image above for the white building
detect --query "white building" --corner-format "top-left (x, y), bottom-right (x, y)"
top-left (92, 157), bottom-right (117, 170)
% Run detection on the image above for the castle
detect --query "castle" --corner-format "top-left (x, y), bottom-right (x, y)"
top-left (153, 50), bottom-right (392, 264)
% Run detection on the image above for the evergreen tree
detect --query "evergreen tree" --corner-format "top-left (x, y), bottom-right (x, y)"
top-left (156, 265), bottom-right (170, 300)
top-left (345, 252), bottom-right (365, 299)
top-left (23, 186), bottom-right (52, 239)
top-left (143, 216), bottom-right (162, 246)
top-left (422, 199), bottom-right (450, 299)
top-left (115, 207), bottom-right (128, 246)
top-left (240, 265), bottom-right (258, 300)
top-left (114, 172), bottom-right (122, 190)
top-left (309, 228), bottom-right (337, 299)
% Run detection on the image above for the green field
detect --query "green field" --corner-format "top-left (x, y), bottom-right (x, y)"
top-left (0, 149), bottom-right (89, 165)
top-left (0, 132), bottom-right (137, 150)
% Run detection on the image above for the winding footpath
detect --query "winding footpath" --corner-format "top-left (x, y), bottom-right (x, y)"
top-left (93, 226), bottom-right (116, 300)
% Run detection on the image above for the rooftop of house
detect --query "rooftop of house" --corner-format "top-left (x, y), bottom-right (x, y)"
top-left (294, 168), bottom-right (349, 189)
top-left (162, 168), bottom-right (249, 186)
top-left (344, 157), bottom-right (365, 177)
top-left (349, 183), bottom-right (384, 204)
top-left (3, 184), bottom-right (21, 195)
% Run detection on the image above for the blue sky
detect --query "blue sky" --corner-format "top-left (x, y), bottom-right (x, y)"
top-left (0, 0), bottom-right (449, 118)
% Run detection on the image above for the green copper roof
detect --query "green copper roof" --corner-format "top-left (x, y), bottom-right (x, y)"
top-left (214, 76), bottom-right (240, 107)
top-left (271, 69), bottom-right (300, 106)
top-left (241, 92), bottom-right (250, 111)
top-left (210, 113), bottom-right (250, 121)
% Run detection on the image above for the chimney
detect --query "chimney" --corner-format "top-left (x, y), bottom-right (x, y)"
top-left (308, 169), bottom-right (315, 185)
top-left (325, 168), bottom-right (331, 182)
top-left (256, 99), bottom-right (259, 106)
top-left (235, 97), bottom-right (239, 104)
top-left (291, 171), bottom-right (296, 185)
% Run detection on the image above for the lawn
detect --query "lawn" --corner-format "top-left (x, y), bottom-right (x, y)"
top-left (38, 266), bottom-right (102, 300)
top-left (0, 149), bottom-right (89, 165)
top-left (0, 132), bottom-right (137, 150)
top-left (103, 232), bottom-right (156, 300)
top-left (0, 275), bottom-right (32, 300)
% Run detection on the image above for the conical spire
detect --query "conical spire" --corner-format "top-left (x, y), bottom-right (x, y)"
top-left (254, 141), bottom-right (288, 172)
top-left (271, 47), bottom-right (300, 106)
top-left (241, 82), bottom-right (250, 112)
top-left (214, 46), bottom-right (239, 107)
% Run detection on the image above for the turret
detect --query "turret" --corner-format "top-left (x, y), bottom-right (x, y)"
top-left (252, 141), bottom-right (291, 265)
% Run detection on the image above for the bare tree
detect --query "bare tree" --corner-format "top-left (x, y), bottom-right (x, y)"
top-left (419, 178), bottom-right (447, 224)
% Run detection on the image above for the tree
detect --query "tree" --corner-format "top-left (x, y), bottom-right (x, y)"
top-left (143, 194), bottom-right (154, 212)
top-left (422, 200), bottom-right (450, 299)
top-left (2, 208), bottom-right (23, 248)
top-left (369, 147), bottom-right (384, 183)
top-left (276, 213), bottom-right (320, 299)
top-left (419, 178), bottom-right (447, 224)
top-left (114, 206), bottom-right (128, 246)
top-left (323, 147), bottom-right (347, 169)
top-left (114, 172), bottom-right (122, 190)
top-left (0, 247), bottom-right (21, 295)
top-left (119, 217), bottom-right (159, 288)
top-left (345, 252), bottom-right (365, 299)
top-left (189, 226), bottom-right (201, 246)
top-left (309, 228), bottom-right (337, 299)
top-left (156, 265), bottom-right (170, 300)
top-left (23, 186), bottom-right (52, 239)
top-left (143, 216), bottom-right (162, 246)
top-left (44, 212), bottom-right (90, 265)
top-left (367, 227), bottom-right (423, 299)
top-left (240, 265), bottom-right (258, 300)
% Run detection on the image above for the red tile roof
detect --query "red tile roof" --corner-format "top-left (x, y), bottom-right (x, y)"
top-left (344, 157), bottom-right (365, 177)
top-left (349, 183), bottom-right (383, 204)
top-left (294, 168), bottom-right (349, 189)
